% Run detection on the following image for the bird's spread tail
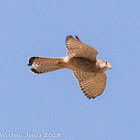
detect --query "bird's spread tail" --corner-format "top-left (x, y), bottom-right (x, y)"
top-left (28, 57), bottom-right (66, 74)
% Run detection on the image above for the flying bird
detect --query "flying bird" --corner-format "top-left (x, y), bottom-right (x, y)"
top-left (28, 35), bottom-right (111, 99)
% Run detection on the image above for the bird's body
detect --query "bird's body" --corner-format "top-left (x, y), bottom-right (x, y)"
top-left (28, 35), bottom-right (111, 99)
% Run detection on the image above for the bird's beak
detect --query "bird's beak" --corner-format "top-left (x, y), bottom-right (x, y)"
top-left (107, 62), bottom-right (111, 69)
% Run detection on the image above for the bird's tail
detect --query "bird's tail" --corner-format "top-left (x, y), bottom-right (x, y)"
top-left (28, 56), bottom-right (67, 74)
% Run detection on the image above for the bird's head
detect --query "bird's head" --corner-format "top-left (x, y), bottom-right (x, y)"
top-left (98, 60), bottom-right (111, 71)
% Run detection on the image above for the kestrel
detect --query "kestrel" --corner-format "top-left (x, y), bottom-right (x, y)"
top-left (28, 35), bottom-right (111, 99)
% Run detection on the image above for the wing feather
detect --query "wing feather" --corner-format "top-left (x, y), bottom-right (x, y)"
top-left (73, 70), bottom-right (106, 99)
top-left (65, 35), bottom-right (98, 61)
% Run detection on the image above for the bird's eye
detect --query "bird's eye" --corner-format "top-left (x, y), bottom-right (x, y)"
top-left (106, 62), bottom-right (108, 65)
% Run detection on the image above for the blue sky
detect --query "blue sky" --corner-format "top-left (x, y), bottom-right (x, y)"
top-left (0, 0), bottom-right (139, 139)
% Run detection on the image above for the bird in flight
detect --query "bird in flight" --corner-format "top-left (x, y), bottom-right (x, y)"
top-left (28, 35), bottom-right (111, 99)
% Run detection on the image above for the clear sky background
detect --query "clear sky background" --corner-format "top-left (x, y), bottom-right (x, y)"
top-left (0, 0), bottom-right (139, 140)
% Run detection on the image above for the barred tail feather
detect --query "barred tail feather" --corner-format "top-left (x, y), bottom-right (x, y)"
top-left (28, 57), bottom-right (65, 74)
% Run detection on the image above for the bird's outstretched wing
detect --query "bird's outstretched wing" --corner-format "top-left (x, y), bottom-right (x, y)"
top-left (73, 70), bottom-right (106, 99)
top-left (65, 35), bottom-right (98, 61)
